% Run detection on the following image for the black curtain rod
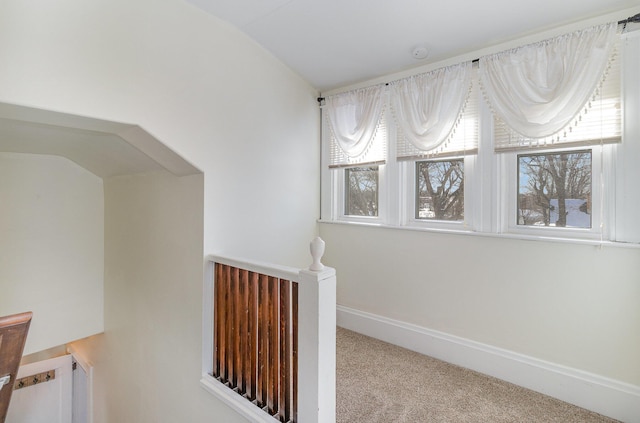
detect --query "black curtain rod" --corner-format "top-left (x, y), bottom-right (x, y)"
top-left (317, 13), bottom-right (640, 104)
top-left (619, 12), bottom-right (640, 26)
top-left (466, 14), bottom-right (640, 65)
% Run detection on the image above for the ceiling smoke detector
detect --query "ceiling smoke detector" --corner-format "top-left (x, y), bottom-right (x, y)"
top-left (412, 46), bottom-right (429, 60)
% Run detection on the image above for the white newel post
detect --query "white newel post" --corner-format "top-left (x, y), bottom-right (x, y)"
top-left (297, 237), bottom-right (337, 423)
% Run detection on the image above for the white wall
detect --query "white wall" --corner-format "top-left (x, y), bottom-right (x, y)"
top-left (71, 171), bottom-right (243, 423)
top-left (0, 0), bottom-right (320, 268)
top-left (0, 152), bottom-right (104, 355)
top-left (319, 222), bottom-right (640, 386)
top-left (72, 171), bottom-right (244, 423)
top-left (317, 15), bottom-right (640, 412)
top-left (0, 0), bottom-right (320, 422)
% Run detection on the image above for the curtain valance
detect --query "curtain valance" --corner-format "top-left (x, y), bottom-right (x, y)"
top-left (326, 85), bottom-right (385, 166)
top-left (479, 22), bottom-right (618, 141)
top-left (390, 61), bottom-right (473, 153)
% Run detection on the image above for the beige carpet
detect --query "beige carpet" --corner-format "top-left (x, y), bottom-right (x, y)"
top-left (336, 327), bottom-right (618, 423)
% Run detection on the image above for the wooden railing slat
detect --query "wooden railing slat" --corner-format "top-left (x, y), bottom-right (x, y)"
top-left (232, 266), bottom-right (240, 389)
top-left (279, 279), bottom-right (292, 422)
top-left (258, 273), bottom-right (269, 408)
top-left (233, 267), bottom-right (239, 388)
top-left (239, 268), bottom-right (248, 393)
top-left (213, 263), bottom-right (221, 378)
top-left (217, 263), bottom-right (228, 382)
top-left (213, 264), bottom-right (298, 422)
top-left (248, 271), bottom-right (259, 401)
top-left (267, 276), bottom-right (279, 416)
top-left (292, 281), bottom-right (298, 423)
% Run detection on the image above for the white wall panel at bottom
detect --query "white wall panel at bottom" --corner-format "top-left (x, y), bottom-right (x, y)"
top-left (6, 354), bottom-right (73, 423)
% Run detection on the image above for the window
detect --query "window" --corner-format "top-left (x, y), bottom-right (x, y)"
top-left (487, 24), bottom-right (621, 239)
top-left (320, 24), bottom-right (640, 244)
top-left (323, 62), bottom-right (478, 228)
top-left (416, 160), bottom-right (464, 221)
top-left (322, 85), bottom-right (387, 222)
top-left (517, 151), bottom-right (592, 228)
top-left (345, 166), bottom-right (379, 216)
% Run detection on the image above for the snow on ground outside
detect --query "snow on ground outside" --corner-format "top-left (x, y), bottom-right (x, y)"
top-left (548, 199), bottom-right (591, 228)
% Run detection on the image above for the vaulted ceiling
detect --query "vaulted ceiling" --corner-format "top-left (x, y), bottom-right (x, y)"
top-left (187, 0), bottom-right (640, 91)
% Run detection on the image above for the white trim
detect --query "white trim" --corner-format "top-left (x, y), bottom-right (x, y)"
top-left (402, 155), bottom-right (476, 231)
top-left (200, 375), bottom-right (278, 423)
top-left (616, 31), bottom-right (640, 243)
top-left (297, 268), bottom-right (337, 423)
top-left (201, 257), bottom-right (214, 395)
top-left (337, 305), bottom-right (640, 423)
top-left (205, 254), bottom-right (300, 281)
top-left (66, 345), bottom-right (94, 423)
top-left (384, 119), bottom-right (400, 226)
top-left (336, 164), bottom-right (386, 223)
top-left (502, 144), bottom-right (612, 241)
top-left (321, 114), bottom-right (338, 222)
top-left (317, 219), bottom-right (640, 250)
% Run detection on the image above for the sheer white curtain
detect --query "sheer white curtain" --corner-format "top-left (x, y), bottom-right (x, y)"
top-left (479, 22), bottom-right (617, 140)
top-left (390, 61), bottom-right (472, 152)
top-left (325, 85), bottom-right (385, 161)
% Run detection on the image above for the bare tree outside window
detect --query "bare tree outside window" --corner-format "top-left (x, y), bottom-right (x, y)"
top-left (345, 166), bottom-right (378, 216)
top-left (517, 151), bottom-right (592, 228)
top-left (416, 160), bottom-right (464, 221)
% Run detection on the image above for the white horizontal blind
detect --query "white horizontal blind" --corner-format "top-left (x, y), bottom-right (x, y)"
top-left (494, 42), bottom-right (621, 152)
top-left (328, 111), bottom-right (387, 168)
top-left (397, 68), bottom-right (479, 160)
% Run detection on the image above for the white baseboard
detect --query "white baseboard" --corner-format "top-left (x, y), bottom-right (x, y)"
top-left (337, 305), bottom-right (640, 423)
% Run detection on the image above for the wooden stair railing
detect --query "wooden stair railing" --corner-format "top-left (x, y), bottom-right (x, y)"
top-left (213, 264), bottom-right (298, 422)
top-left (201, 237), bottom-right (336, 423)
top-left (0, 311), bottom-right (33, 423)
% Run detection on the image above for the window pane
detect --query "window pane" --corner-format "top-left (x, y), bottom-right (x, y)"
top-left (415, 160), bottom-right (464, 221)
top-left (517, 151), bottom-right (592, 228)
top-left (345, 166), bottom-right (378, 216)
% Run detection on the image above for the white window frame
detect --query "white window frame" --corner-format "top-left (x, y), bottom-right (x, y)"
top-left (336, 163), bottom-right (387, 224)
top-left (402, 155), bottom-right (477, 232)
top-left (319, 27), bottom-right (640, 246)
top-left (498, 144), bottom-right (615, 241)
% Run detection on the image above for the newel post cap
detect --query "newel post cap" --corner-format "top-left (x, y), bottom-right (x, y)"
top-left (308, 237), bottom-right (325, 271)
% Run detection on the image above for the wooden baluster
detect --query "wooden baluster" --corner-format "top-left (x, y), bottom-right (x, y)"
top-left (257, 273), bottom-right (269, 408)
top-left (231, 266), bottom-right (237, 387)
top-left (213, 263), bottom-right (221, 378)
top-left (279, 279), bottom-right (292, 422)
top-left (292, 281), bottom-right (298, 423)
top-left (210, 253), bottom-right (312, 423)
top-left (267, 276), bottom-right (280, 416)
top-left (237, 268), bottom-right (246, 393)
top-left (217, 264), bottom-right (228, 382)
top-left (246, 271), bottom-right (258, 401)
top-left (266, 275), bottom-right (274, 414)
top-left (225, 265), bottom-right (234, 385)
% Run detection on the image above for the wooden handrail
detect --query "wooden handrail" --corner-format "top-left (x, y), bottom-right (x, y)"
top-left (1, 311), bottom-right (33, 423)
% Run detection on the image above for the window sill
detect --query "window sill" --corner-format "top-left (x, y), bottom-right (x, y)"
top-left (317, 219), bottom-right (640, 249)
